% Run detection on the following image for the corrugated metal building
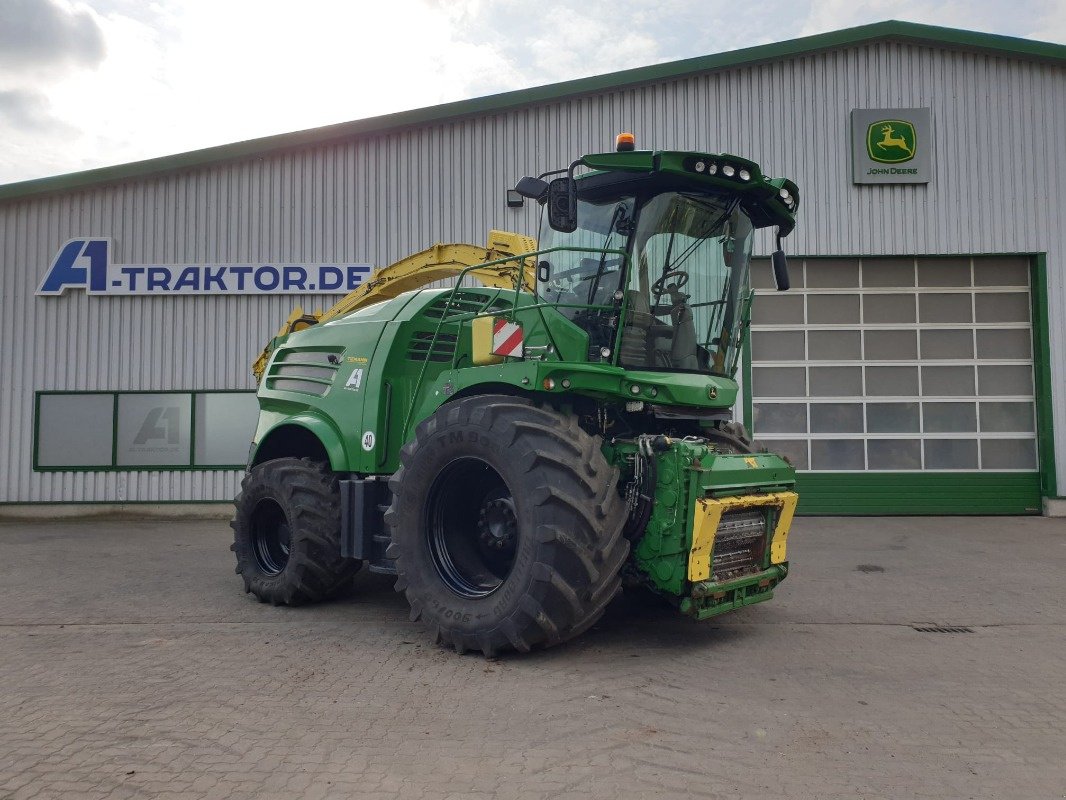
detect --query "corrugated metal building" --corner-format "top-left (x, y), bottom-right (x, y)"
top-left (2, 20), bottom-right (1064, 514)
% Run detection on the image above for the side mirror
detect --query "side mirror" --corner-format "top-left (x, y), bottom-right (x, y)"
top-left (547, 177), bottom-right (578, 233)
top-left (771, 249), bottom-right (790, 291)
top-left (514, 176), bottom-right (549, 202)
top-left (722, 238), bottom-right (740, 269)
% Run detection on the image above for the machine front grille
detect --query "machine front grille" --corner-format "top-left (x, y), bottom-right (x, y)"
top-left (712, 509), bottom-right (768, 581)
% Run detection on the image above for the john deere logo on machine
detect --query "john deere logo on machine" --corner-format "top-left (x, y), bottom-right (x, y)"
top-left (866, 120), bottom-right (916, 164)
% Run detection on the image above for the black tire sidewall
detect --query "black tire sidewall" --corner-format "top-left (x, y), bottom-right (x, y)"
top-left (233, 461), bottom-right (304, 596)
top-left (392, 419), bottom-right (539, 633)
top-left (232, 457), bottom-right (357, 604)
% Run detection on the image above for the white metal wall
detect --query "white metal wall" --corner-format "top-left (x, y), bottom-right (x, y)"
top-left (1, 39), bottom-right (1064, 502)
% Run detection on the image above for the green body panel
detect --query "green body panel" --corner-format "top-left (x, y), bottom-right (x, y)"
top-left (581, 150), bottom-right (799, 233)
top-left (255, 286), bottom-right (742, 474)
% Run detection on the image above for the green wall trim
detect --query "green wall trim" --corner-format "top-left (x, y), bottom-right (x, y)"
top-left (796, 472), bottom-right (1042, 515)
top-left (1031, 253), bottom-right (1058, 497)
top-left (1, 21), bottom-right (1063, 203)
top-left (741, 310), bottom-right (754, 432)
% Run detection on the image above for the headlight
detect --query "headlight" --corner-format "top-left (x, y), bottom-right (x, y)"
top-left (738, 168), bottom-right (751, 181)
top-left (722, 164), bottom-right (736, 177)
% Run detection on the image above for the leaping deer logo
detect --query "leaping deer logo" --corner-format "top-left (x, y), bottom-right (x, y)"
top-left (876, 124), bottom-right (913, 156)
top-left (866, 119), bottom-right (917, 164)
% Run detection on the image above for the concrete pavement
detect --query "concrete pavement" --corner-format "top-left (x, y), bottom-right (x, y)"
top-left (1, 515), bottom-right (1064, 799)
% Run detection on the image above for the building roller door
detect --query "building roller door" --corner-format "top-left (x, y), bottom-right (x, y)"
top-left (748, 256), bottom-right (1044, 515)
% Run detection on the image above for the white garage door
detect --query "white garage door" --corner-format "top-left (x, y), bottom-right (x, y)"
top-left (748, 256), bottom-right (1041, 514)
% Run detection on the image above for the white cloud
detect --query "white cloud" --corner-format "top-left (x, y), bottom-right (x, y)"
top-left (0, 0), bottom-right (1062, 184)
top-left (797, 0), bottom-right (1053, 36)
top-left (0, 0), bottom-right (520, 182)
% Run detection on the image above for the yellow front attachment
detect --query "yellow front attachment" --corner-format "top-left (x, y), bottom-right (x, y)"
top-left (687, 492), bottom-right (799, 582)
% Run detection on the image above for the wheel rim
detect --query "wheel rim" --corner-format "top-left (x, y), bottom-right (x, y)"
top-left (250, 498), bottom-right (291, 576)
top-left (426, 457), bottom-right (518, 599)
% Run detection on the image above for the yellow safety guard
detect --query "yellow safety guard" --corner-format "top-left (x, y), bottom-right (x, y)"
top-left (687, 491), bottom-right (799, 582)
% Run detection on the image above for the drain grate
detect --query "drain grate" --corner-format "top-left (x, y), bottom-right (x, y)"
top-left (911, 626), bottom-right (974, 634)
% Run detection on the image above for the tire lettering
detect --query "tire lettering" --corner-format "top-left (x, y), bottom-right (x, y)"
top-left (430, 598), bottom-right (471, 624)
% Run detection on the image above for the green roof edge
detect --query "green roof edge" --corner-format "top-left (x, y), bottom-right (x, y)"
top-left (2, 19), bottom-right (1063, 203)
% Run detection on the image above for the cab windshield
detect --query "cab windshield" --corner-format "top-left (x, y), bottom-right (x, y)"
top-left (621, 192), bottom-right (753, 376)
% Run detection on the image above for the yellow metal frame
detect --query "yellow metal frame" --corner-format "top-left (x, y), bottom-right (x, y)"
top-left (252, 229), bottom-right (537, 382)
top-left (687, 491), bottom-right (799, 582)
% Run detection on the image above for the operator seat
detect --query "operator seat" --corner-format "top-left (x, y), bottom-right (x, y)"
top-left (665, 284), bottom-right (699, 370)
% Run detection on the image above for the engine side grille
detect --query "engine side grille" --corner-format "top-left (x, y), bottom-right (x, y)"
top-left (423, 291), bottom-right (512, 320)
top-left (265, 347), bottom-right (342, 397)
top-left (406, 331), bottom-right (458, 363)
top-left (424, 291), bottom-right (492, 318)
top-left (712, 509), bottom-right (767, 581)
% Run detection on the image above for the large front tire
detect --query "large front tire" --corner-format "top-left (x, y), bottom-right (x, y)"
top-left (386, 396), bottom-right (629, 656)
top-left (231, 457), bottom-right (361, 605)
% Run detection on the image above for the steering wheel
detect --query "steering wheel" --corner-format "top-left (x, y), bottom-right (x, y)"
top-left (652, 270), bottom-right (689, 294)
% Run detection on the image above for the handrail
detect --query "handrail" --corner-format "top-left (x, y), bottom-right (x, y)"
top-left (401, 244), bottom-right (630, 439)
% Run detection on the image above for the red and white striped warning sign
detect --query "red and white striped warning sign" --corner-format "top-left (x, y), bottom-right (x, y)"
top-left (492, 318), bottom-right (524, 358)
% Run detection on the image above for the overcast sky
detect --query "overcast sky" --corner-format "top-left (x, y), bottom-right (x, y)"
top-left (0, 0), bottom-right (1063, 185)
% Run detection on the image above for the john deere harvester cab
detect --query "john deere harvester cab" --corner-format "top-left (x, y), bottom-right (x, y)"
top-left (231, 135), bottom-right (802, 656)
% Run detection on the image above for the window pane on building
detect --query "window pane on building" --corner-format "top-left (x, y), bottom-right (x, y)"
top-left (811, 440), bottom-right (864, 470)
top-left (924, 402), bottom-right (978, 433)
top-left (921, 366), bottom-right (975, 396)
top-left (864, 294), bottom-right (916, 323)
top-left (195, 393), bottom-right (259, 465)
top-left (920, 329), bottom-right (974, 360)
top-left (975, 329), bottom-right (1031, 360)
top-left (925, 439), bottom-right (979, 470)
top-left (866, 366), bottom-right (919, 396)
top-left (754, 403), bottom-right (808, 434)
top-left (808, 330), bottom-right (861, 360)
top-left (864, 330), bottom-right (917, 360)
top-left (810, 403), bottom-right (863, 433)
top-left (809, 366), bottom-right (862, 396)
top-left (867, 403), bottom-right (920, 433)
top-left (919, 293), bottom-right (972, 323)
top-left (37, 394), bottom-right (114, 468)
top-left (867, 439), bottom-right (922, 470)
top-left (751, 331), bottom-right (805, 362)
top-left (753, 367), bottom-right (806, 397)
top-left (981, 439), bottom-right (1037, 470)
top-left (979, 402), bottom-right (1035, 433)
top-left (116, 394), bottom-right (192, 467)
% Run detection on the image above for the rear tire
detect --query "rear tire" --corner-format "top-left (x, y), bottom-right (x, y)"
top-left (386, 395), bottom-right (629, 656)
top-left (711, 421), bottom-right (757, 454)
top-left (231, 457), bottom-right (361, 605)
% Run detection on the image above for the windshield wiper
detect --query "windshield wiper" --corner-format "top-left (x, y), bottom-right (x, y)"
top-left (586, 203), bottom-right (629, 306)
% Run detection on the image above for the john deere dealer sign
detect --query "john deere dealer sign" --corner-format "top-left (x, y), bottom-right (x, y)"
top-left (851, 108), bottom-right (931, 184)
